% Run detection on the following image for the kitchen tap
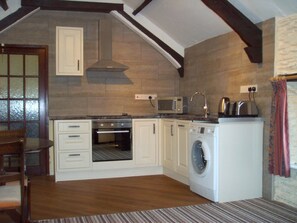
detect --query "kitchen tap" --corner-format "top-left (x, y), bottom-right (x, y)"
top-left (190, 91), bottom-right (209, 118)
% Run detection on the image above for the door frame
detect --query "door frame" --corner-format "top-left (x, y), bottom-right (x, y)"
top-left (0, 44), bottom-right (49, 175)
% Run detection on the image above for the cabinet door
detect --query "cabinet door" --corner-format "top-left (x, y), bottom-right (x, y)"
top-left (56, 26), bottom-right (84, 76)
top-left (161, 119), bottom-right (175, 169)
top-left (175, 120), bottom-right (190, 177)
top-left (133, 119), bottom-right (158, 166)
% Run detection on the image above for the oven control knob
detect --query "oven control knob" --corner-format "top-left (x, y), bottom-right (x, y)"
top-left (111, 123), bottom-right (114, 127)
top-left (121, 123), bottom-right (124, 126)
top-left (100, 124), bottom-right (104, 127)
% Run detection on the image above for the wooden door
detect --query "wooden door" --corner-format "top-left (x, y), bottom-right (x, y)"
top-left (0, 44), bottom-right (49, 175)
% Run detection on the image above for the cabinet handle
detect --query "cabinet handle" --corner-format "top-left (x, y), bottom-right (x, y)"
top-left (68, 125), bottom-right (80, 128)
top-left (178, 125), bottom-right (185, 127)
top-left (171, 125), bottom-right (173, 136)
top-left (68, 135), bottom-right (80, 138)
top-left (153, 123), bottom-right (155, 134)
top-left (69, 154), bottom-right (80, 157)
top-left (77, 60), bottom-right (80, 71)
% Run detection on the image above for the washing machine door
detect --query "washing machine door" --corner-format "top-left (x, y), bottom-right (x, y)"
top-left (191, 140), bottom-right (210, 176)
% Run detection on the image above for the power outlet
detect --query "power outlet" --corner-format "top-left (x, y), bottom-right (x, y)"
top-left (240, 85), bottom-right (258, 93)
top-left (135, 94), bottom-right (157, 100)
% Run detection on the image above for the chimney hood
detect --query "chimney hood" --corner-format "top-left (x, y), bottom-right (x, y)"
top-left (87, 19), bottom-right (128, 72)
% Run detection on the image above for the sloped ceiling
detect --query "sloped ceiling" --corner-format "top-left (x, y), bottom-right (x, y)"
top-left (1, 0), bottom-right (297, 74)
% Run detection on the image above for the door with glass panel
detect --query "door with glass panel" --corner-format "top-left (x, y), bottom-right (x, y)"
top-left (0, 45), bottom-right (48, 175)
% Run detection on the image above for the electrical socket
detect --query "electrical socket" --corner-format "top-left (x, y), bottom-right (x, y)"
top-left (135, 94), bottom-right (157, 100)
top-left (240, 85), bottom-right (258, 93)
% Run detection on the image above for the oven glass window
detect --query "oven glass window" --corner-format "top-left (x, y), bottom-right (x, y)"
top-left (92, 128), bottom-right (132, 162)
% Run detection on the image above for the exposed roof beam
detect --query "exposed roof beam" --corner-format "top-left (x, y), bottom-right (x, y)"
top-left (0, 0), bottom-right (8, 11)
top-left (21, 0), bottom-right (123, 13)
top-left (0, 7), bottom-right (39, 33)
top-left (201, 0), bottom-right (262, 63)
top-left (133, 0), bottom-right (152, 16)
top-left (117, 10), bottom-right (184, 77)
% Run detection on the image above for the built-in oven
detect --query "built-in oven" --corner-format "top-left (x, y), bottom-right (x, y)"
top-left (91, 119), bottom-right (132, 162)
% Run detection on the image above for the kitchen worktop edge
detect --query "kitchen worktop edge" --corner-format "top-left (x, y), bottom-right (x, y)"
top-left (49, 114), bottom-right (221, 123)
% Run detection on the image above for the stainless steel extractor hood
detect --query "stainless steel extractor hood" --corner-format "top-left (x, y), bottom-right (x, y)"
top-left (87, 19), bottom-right (128, 72)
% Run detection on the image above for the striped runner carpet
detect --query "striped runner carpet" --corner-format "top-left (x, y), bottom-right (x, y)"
top-left (34, 198), bottom-right (297, 223)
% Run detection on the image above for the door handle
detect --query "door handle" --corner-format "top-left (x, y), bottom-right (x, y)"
top-left (97, 130), bottom-right (130, 134)
top-left (68, 135), bottom-right (80, 138)
top-left (153, 124), bottom-right (156, 134)
top-left (68, 125), bottom-right (80, 128)
top-left (69, 154), bottom-right (80, 157)
top-left (171, 125), bottom-right (173, 136)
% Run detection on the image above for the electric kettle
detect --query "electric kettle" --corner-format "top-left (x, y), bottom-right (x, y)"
top-left (218, 97), bottom-right (230, 116)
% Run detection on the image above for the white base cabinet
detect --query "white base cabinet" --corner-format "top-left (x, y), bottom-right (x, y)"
top-left (161, 119), bottom-right (175, 170)
top-left (175, 120), bottom-right (190, 177)
top-left (133, 119), bottom-right (159, 166)
top-left (54, 119), bottom-right (162, 182)
top-left (161, 119), bottom-right (190, 184)
top-left (54, 120), bottom-right (92, 181)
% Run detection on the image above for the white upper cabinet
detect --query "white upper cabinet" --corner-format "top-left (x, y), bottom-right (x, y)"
top-left (56, 26), bottom-right (84, 76)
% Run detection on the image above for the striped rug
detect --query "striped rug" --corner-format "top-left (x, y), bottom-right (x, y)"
top-left (34, 198), bottom-right (297, 223)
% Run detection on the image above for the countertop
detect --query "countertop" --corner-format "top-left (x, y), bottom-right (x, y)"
top-left (49, 114), bottom-right (264, 124)
top-left (49, 114), bottom-right (227, 123)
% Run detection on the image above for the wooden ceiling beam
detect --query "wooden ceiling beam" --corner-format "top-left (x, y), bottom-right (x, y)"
top-left (118, 10), bottom-right (184, 77)
top-left (133, 0), bottom-right (152, 16)
top-left (21, 0), bottom-right (123, 13)
top-left (0, 7), bottom-right (38, 33)
top-left (0, 0), bottom-right (8, 11)
top-left (201, 0), bottom-right (262, 63)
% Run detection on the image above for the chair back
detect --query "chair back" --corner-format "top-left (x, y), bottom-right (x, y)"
top-left (0, 129), bottom-right (25, 172)
top-left (0, 139), bottom-right (27, 223)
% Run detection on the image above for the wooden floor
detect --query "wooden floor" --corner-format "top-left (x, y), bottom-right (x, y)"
top-left (1, 175), bottom-right (210, 222)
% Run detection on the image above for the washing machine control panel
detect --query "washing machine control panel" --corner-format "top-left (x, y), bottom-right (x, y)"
top-left (190, 125), bottom-right (216, 135)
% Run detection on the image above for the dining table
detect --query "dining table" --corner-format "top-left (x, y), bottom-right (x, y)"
top-left (0, 137), bottom-right (54, 176)
top-left (0, 137), bottom-right (53, 152)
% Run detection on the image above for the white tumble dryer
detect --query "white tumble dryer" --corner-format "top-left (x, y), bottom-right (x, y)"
top-left (189, 122), bottom-right (219, 202)
top-left (189, 118), bottom-right (264, 203)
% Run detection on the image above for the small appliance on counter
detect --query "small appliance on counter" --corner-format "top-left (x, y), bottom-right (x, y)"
top-left (218, 97), bottom-right (230, 117)
top-left (218, 91), bottom-right (259, 117)
top-left (232, 100), bottom-right (258, 117)
top-left (155, 96), bottom-right (188, 114)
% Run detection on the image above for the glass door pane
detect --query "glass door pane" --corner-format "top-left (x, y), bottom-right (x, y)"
top-left (0, 45), bottom-right (48, 175)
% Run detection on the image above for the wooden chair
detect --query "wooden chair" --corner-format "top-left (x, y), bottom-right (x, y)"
top-left (0, 139), bottom-right (31, 223)
top-left (0, 129), bottom-right (25, 172)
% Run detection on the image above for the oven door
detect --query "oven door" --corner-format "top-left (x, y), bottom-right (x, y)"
top-left (92, 128), bottom-right (132, 162)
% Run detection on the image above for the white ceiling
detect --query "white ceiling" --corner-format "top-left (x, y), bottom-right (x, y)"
top-left (1, 0), bottom-right (297, 61)
top-left (121, 0), bottom-right (297, 49)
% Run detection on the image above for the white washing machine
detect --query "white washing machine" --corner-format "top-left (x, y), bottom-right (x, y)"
top-left (189, 122), bottom-right (218, 202)
top-left (189, 118), bottom-right (264, 203)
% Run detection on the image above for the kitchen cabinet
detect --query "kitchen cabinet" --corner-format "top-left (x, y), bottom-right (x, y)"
top-left (54, 120), bottom-right (92, 181)
top-left (56, 26), bottom-right (84, 76)
top-left (175, 120), bottom-right (190, 177)
top-left (161, 119), bottom-right (175, 170)
top-left (161, 119), bottom-right (190, 184)
top-left (133, 119), bottom-right (159, 166)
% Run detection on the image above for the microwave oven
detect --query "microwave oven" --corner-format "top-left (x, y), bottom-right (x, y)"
top-left (155, 96), bottom-right (188, 114)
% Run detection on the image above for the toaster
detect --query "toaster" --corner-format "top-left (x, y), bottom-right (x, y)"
top-left (232, 101), bottom-right (258, 117)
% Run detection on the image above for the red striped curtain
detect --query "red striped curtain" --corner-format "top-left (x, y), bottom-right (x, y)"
top-left (269, 79), bottom-right (290, 177)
